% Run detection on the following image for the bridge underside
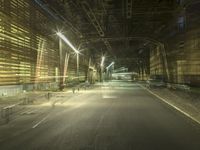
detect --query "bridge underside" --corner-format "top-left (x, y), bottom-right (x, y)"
top-left (0, 0), bottom-right (199, 95)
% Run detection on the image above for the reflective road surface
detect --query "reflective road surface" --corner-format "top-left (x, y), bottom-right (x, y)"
top-left (0, 81), bottom-right (200, 150)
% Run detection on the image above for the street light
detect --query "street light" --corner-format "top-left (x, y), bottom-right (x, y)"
top-left (56, 32), bottom-right (80, 88)
top-left (101, 56), bottom-right (105, 67)
top-left (106, 62), bottom-right (115, 80)
top-left (106, 61), bottom-right (115, 70)
top-left (100, 56), bottom-right (105, 82)
top-left (56, 32), bottom-right (79, 54)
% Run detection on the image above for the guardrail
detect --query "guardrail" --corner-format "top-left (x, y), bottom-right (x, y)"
top-left (167, 83), bottom-right (190, 91)
top-left (0, 93), bottom-right (50, 124)
top-left (0, 84), bottom-right (94, 123)
top-left (69, 82), bottom-right (91, 93)
top-left (144, 80), bottom-right (191, 92)
top-left (1, 102), bottom-right (22, 123)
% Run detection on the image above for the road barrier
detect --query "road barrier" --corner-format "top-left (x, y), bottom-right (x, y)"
top-left (1, 102), bottom-right (21, 123)
top-left (0, 93), bottom-right (50, 123)
top-left (70, 82), bottom-right (91, 93)
top-left (0, 85), bottom-right (94, 123)
top-left (167, 83), bottom-right (190, 91)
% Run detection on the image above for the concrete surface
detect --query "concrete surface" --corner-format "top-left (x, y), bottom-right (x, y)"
top-left (0, 81), bottom-right (200, 150)
top-left (141, 84), bottom-right (200, 124)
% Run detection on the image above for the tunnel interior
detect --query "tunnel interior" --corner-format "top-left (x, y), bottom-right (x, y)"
top-left (0, 1), bottom-right (200, 150)
top-left (0, 0), bottom-right (199, 95)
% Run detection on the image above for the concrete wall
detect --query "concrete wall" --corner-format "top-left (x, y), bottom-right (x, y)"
top-left (150, 3), bottom-right (200, 86)
top-left (150, 33), bottom-right (200, 85)
top-left (0, 85), bottom-right (23, 97)
top-left (150, 46), bottom-right (164, 77)
top-left (0, 82), bottom-right (59, 97)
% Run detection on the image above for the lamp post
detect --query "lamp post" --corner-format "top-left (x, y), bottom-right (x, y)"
top-left (58, 37), bottom-right (64, 90)
top-left (56, 32), bottom-right (80, 88)
top-left (77, 52), bottom-right (79, 82)
top-left (56, 32), bottom-right (79, 54)
top-left (100, 56), bottom-right (105, 82)
top-left (106, 62), bottom-right (115, 80)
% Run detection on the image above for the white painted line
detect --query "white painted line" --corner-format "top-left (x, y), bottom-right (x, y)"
top-left (101, 87), bottom-right (109, 89)
top-left (102, 95), bottom-right (117, 99)
top-left (21, 110), bottom-right (36, 115)
top-left (32, 115), bottom-right (49, 129)
top-left (139, 84), bottom-right (200, 125)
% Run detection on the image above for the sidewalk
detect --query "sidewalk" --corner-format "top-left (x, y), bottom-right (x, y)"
top-left (142, 85), bottom-right (200, 124)
top-left (0, 85), bottom-right (91, 125)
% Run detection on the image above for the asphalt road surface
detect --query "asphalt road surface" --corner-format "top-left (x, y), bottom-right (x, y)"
top-left (0, 81), bottom-right (200, 150)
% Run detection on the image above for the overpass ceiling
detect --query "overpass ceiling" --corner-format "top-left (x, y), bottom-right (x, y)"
top-left (43, 0), bottom-right (178, 61)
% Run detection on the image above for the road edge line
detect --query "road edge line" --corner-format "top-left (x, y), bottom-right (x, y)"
top-left (32, 115), bottom-right (49, 129)
top-left (139, 84), bottom-right (200, 125)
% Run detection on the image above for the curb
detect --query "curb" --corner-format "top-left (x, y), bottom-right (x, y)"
top-left (139, 84), bottom-right (200, 125)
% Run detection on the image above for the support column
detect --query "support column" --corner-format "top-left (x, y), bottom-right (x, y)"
top-left (160, 44), bottom-right (170, 82)
top-left (76, 53), bottom-right (79, 82)
top-left (59, 38), bottom-right (64, 90)
top-left (63, 52), bottom-right (70, 84)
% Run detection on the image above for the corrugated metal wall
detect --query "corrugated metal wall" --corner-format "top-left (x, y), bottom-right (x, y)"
top-left (150, 4), bottom-right (200, 85)
top-left (0, 0), bottom-right (90, 87)
top-left (0, 0), bottom-right (60, 85)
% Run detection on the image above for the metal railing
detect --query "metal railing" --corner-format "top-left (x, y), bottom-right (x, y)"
top-left (0, 93), bottom-right (49, 124)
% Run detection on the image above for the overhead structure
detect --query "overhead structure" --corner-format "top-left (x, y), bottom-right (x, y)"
top-left (0, 0), bottom-right (199, 89)
top-left (57, 32), bottom-right (79, 54)
top-left (80, 1), bottom-right (114, 55)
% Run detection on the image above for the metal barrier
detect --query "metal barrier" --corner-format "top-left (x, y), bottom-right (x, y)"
top-left (71, 82), bottom-right (91, 93)
top-left (0, 88), bottom-right (93, 123)
top-left (1, 103), bottom-right (19, 123)
top-left (167, 83), bottom-right (190, 91)
top-left (0, 93), bottom-right (50, 123)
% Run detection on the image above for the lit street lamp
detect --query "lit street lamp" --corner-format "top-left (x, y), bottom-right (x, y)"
top-left (106, 61), bottom-right (114, 70)
top-left (57, 32), bottom-right (80, 89)
top-left (101, 56), bottom-right (105, 67)
top-left (100, 56), bottom-right (105, 82)
top-left (56, 32), bottom-right (79, 54)
top-left (106, 62), bottom-right (115, 80)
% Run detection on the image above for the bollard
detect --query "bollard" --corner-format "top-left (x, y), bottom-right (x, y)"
top-left (5, 108), bottom-right (10, 123)
top-left (72, 87), bottom-right (75, 93)
top-left (1, 108), bottom-right (11, 124)
top-left (23, 97), bottom-right (27, 105)
top-left (47, 92), bottom-right (51, 100)
top-left (52, 101), bottom-right (56, 108)
top-left (1, 108), bottom-right (4, 118)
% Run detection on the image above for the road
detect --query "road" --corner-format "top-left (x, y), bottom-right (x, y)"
top-left (0, 81), bottom-right (200, 150)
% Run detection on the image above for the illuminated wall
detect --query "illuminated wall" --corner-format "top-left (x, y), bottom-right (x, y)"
top-left (0, 0), bottom-right (59, 85)
top-left (150, 46), bottom-right (164, 77)
top-left (67, 55), bottom-right (88, 82)
top-left (150, 4), bottom-right (200, 86)
top-left (177, 30), bottom-right (200, 85)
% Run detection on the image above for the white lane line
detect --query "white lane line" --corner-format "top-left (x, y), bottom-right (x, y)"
top-left (32, 115), bottom-right (49, 129)
top-left (21, 110), bottom-right (36, 115)
top-left (139, 84), bottom-right (200, 125)
top-left (102, 95), bottom-right (117, 99)
top-left (101, 87), bottom-right (109, 89)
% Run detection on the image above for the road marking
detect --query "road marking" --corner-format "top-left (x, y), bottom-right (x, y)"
top-left (140, 84), bottom-right (200, 125)
top-left (101, 87), bottom-right (109, 89)
top-left (21, 110), bottom-right (36, 115)
top-left (32, 115), bottom-right (49, 129)
top-left (102, 95), bottom-right (117, 99)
